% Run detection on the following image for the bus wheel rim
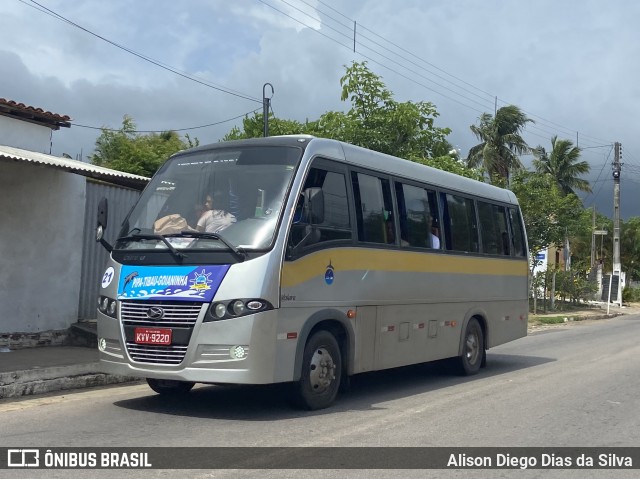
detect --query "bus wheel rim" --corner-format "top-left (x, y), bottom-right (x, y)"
top-left (465, 332), bottom-right (479, 363)
top-left (308, 347), bottom-right (336, 394)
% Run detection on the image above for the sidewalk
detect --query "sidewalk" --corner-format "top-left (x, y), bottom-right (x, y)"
top-left (1, 304), bottom-right (638, 400)
top-left (0, 323), bottom-right (140, 400)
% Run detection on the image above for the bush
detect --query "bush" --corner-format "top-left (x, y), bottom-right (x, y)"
top-left (622, 287), bottom-right (640, 303)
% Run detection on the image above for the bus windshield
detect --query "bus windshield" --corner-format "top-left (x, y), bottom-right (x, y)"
top-left (116, 145), bottom-right (302, 252)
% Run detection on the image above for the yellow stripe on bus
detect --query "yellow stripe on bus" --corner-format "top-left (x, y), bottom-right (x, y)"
top-left (281, 248), bottom-right (528, 287)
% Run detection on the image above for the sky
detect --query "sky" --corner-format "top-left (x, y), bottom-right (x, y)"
top-left (3, 0), bottom-right (640, 219)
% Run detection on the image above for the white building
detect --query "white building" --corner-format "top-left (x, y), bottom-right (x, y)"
top-left (0, 98), bottom-right (148, 348)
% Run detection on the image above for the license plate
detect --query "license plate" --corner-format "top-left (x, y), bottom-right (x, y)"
top-left (134, 327), bottom-right (172, 345)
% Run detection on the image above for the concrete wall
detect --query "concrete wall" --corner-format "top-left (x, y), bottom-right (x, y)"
top-left (0, 161), bottom-right (85, 334)
top-left (0, 116), bottom-right (51, 153)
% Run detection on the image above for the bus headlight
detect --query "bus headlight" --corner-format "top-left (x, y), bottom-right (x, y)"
top-left (214, 303), bottom-right (227, 319)
top-left (231, 300), bottom-right (246, 316)
top-left (205, 299), bottom-right (273, 322)
top-left (98, 296), bottom-right (118, 319)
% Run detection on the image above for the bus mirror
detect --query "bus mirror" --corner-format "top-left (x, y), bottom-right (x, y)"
top-left (305, 187), bottom-right (324, 224)
top-left (97, 197), bottom-right (109, 230)
top-left (96, 197), bottom-right (113, 252)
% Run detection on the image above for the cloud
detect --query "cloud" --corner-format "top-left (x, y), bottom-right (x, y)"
top-left (3, 0), bottom-right (640, 217)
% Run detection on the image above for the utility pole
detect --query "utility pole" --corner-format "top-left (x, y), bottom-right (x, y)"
top-left (590, 206), bottom-right (596, 271)
top-left (262, 83), bottom-right (274, 137)
top-left (612, 142), bottom-right (622, 305)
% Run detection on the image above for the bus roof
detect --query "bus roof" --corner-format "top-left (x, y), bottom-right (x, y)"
top-left (171, 135), bottom-right (519, 206)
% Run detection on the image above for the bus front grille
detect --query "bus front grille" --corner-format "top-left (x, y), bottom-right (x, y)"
top-left (121, 300), bottom-right (202, 365)
top-left (120, 300), bottom-right (203, 327)
top-left (125, 343), bottom-right (189, 365)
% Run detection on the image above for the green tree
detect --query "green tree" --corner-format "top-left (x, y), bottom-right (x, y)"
top-left (223, 115), bottom-right (311, 140)
top-left (416, 155), bottom-right (484, 181)
top-left (466, 105), bottom-right (533, 187)
top-left (565, 209), bottom-right (612, 276)
top-left (224, 61), bottom-right (457, 167)
top-left (333, 62), bottom-right (451, 158)
top-left (90, 115), bottom-right (198, 177)
top-left (510, 171), bottom-right (585, 263)
top-left (621, 217), bottom-right (640, 281)
top-left (532, 135), bottom-right (591, 196)
top-left (511, 171), bottom-right (587, 309)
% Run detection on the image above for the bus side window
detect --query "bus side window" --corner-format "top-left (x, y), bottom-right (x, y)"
top-left (441, 192), bottom-right (479, 253)
top-left (478, 202), bottom-right (510, 255)
top-left (287, 165), bottom-right (351, 258)
top-left (352, 172), bottom-right (394, 244)
top-left (395, 182), bottom-right (439, 249)
top-left (509, 207), bottom-right (527, 257)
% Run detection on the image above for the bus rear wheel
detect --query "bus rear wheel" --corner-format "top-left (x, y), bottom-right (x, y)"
top-left (457, 318), bottom-right (484, 375)
top-left (146, 378), bottom-right (195, 396)
top-left (293, 330), bottom-right (342, 410)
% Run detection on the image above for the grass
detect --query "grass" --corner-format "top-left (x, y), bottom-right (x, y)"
top-left (533, 316), bottom-right (567, 324)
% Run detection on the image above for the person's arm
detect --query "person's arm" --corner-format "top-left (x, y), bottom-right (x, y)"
top-left (196, 210), bottom-right (210, 232)
top-left (432, 233), bottom-right (440, 249)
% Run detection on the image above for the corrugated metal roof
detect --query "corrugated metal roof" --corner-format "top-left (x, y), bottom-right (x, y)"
top-left (0, 144), bottom-right (149, 190)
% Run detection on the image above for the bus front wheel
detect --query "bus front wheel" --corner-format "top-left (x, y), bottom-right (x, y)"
top-left (146, 378), bottom-right (195, 396)
top-left (457, 318), bottom-right (484, 375)
top-left (293, 330), bottom-right (342, 410)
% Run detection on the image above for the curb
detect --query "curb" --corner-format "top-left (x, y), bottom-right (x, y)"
top-left (528, 312), bottom-right (623, 332)
top-left (0, 363), bottom-right (141, 399)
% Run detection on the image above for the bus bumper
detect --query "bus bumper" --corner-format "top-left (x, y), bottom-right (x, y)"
top-left (96, 309), bottom-right (296, 385)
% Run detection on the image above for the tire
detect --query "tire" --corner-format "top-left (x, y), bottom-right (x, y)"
top-left (457, 318), bottom-right (484, 376)
top-left (146, 378), bottom-right (195, 396)
top-left (292, 330), bottom-right (342, 410)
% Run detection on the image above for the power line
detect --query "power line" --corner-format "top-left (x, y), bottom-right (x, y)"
top-left (292, 0), bottom-right (496, 108)
top-left (257, 0), bottom-right (352, 50)
top-left (279, 0), bottom-right (494, 111)
top-left (275, 0), bottom-right (617, 152)
top-left (22, 0), bottom-right (262, 104)
top-left (584, 145), bottom-right (614, 207)
top-left (258, 0), bottom-right (489, 114)
top-left (306, 0), bottom-right (615, 147)
top-left (314, 0), bottom-right (496, 101)
top-left (26, 0), bottom-right (620, 151)
top-left (70, 109), bottom-right (261, 133)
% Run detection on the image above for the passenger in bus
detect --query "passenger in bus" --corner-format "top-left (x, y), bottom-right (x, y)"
top-left (386, 219), bottom-right (408, 246)
top-left (196, 193), bottom-right (236, 233)
top-left (430, 217), bottom-right (441, 249)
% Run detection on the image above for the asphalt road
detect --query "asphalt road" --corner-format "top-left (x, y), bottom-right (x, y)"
top-left (1, 315), bottom-right (639, 479)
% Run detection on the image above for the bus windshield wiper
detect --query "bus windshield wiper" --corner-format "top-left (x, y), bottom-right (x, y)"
top-left (118, 233), bottom-right (187, 261)
top-left (177, 231), bottom-right (246, 262)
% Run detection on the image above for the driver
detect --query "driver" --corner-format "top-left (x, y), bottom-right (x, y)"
top-left (196, 193), bottom-right (236, 233)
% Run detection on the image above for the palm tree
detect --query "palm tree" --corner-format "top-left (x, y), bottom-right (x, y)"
top-left (532, 135), bottom-right (591, 196)
top-left (466, 105), bottom-right (533, 187)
